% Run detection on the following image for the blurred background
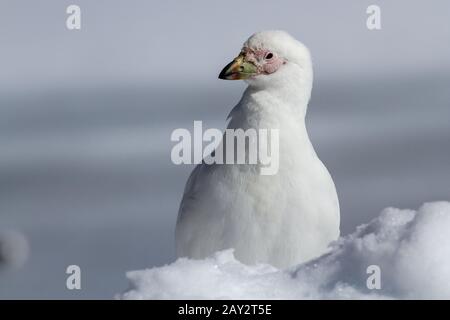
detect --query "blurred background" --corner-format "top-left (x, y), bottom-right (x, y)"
top-left (0, 0), bottom-right (449, 298)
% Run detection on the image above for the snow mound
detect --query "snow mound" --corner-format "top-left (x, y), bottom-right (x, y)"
top-left (120, 202), bottom-right (450, 299)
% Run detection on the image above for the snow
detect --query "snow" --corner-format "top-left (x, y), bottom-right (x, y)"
top-left (119, 202), bottom-right (450, 299)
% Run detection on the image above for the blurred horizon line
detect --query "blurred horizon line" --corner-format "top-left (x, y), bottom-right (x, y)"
top-left (2, 66), bottom-right (450, 97)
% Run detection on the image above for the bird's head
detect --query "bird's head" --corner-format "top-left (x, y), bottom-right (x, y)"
top-left (218, 30), bottom-right (313, 90)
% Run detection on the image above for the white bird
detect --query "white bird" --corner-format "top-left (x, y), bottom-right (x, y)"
top-left (175, 31), bottom-right (340, 269)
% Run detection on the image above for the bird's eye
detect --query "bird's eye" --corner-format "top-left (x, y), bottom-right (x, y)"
top-left (265, 52), bottom-right (274, 60)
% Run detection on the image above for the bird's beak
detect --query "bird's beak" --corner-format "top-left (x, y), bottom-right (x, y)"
top-left (218, 53), bottom-right (258, 80)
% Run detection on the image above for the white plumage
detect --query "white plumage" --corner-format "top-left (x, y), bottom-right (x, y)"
top-left (176, 31), bottom-right (340, 269)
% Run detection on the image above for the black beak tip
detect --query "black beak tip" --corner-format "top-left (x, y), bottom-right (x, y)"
top-left (218, 60), bottom-right (236, 80)
top-left (218, 69), bottom-right (229, 80)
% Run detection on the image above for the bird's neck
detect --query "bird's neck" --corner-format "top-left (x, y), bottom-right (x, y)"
top-left (236, 80), bottom-right (312, 127)
top-left (244, 72), bottom-right (312, 115)
top-left (227, 81), bottom-right (315, 150)
top-left (224, 81), bottom-right (317, 174)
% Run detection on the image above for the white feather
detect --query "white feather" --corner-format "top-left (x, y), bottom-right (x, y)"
top-left (176, 31), bottom-right (340, 268)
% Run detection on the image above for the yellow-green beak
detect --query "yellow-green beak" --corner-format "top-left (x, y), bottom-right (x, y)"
top-left (218, 54), bottom-right (258, 80)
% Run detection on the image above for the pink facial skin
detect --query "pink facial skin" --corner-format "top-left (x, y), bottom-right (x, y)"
top-left (242, 47), bottom-right (286, 76)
